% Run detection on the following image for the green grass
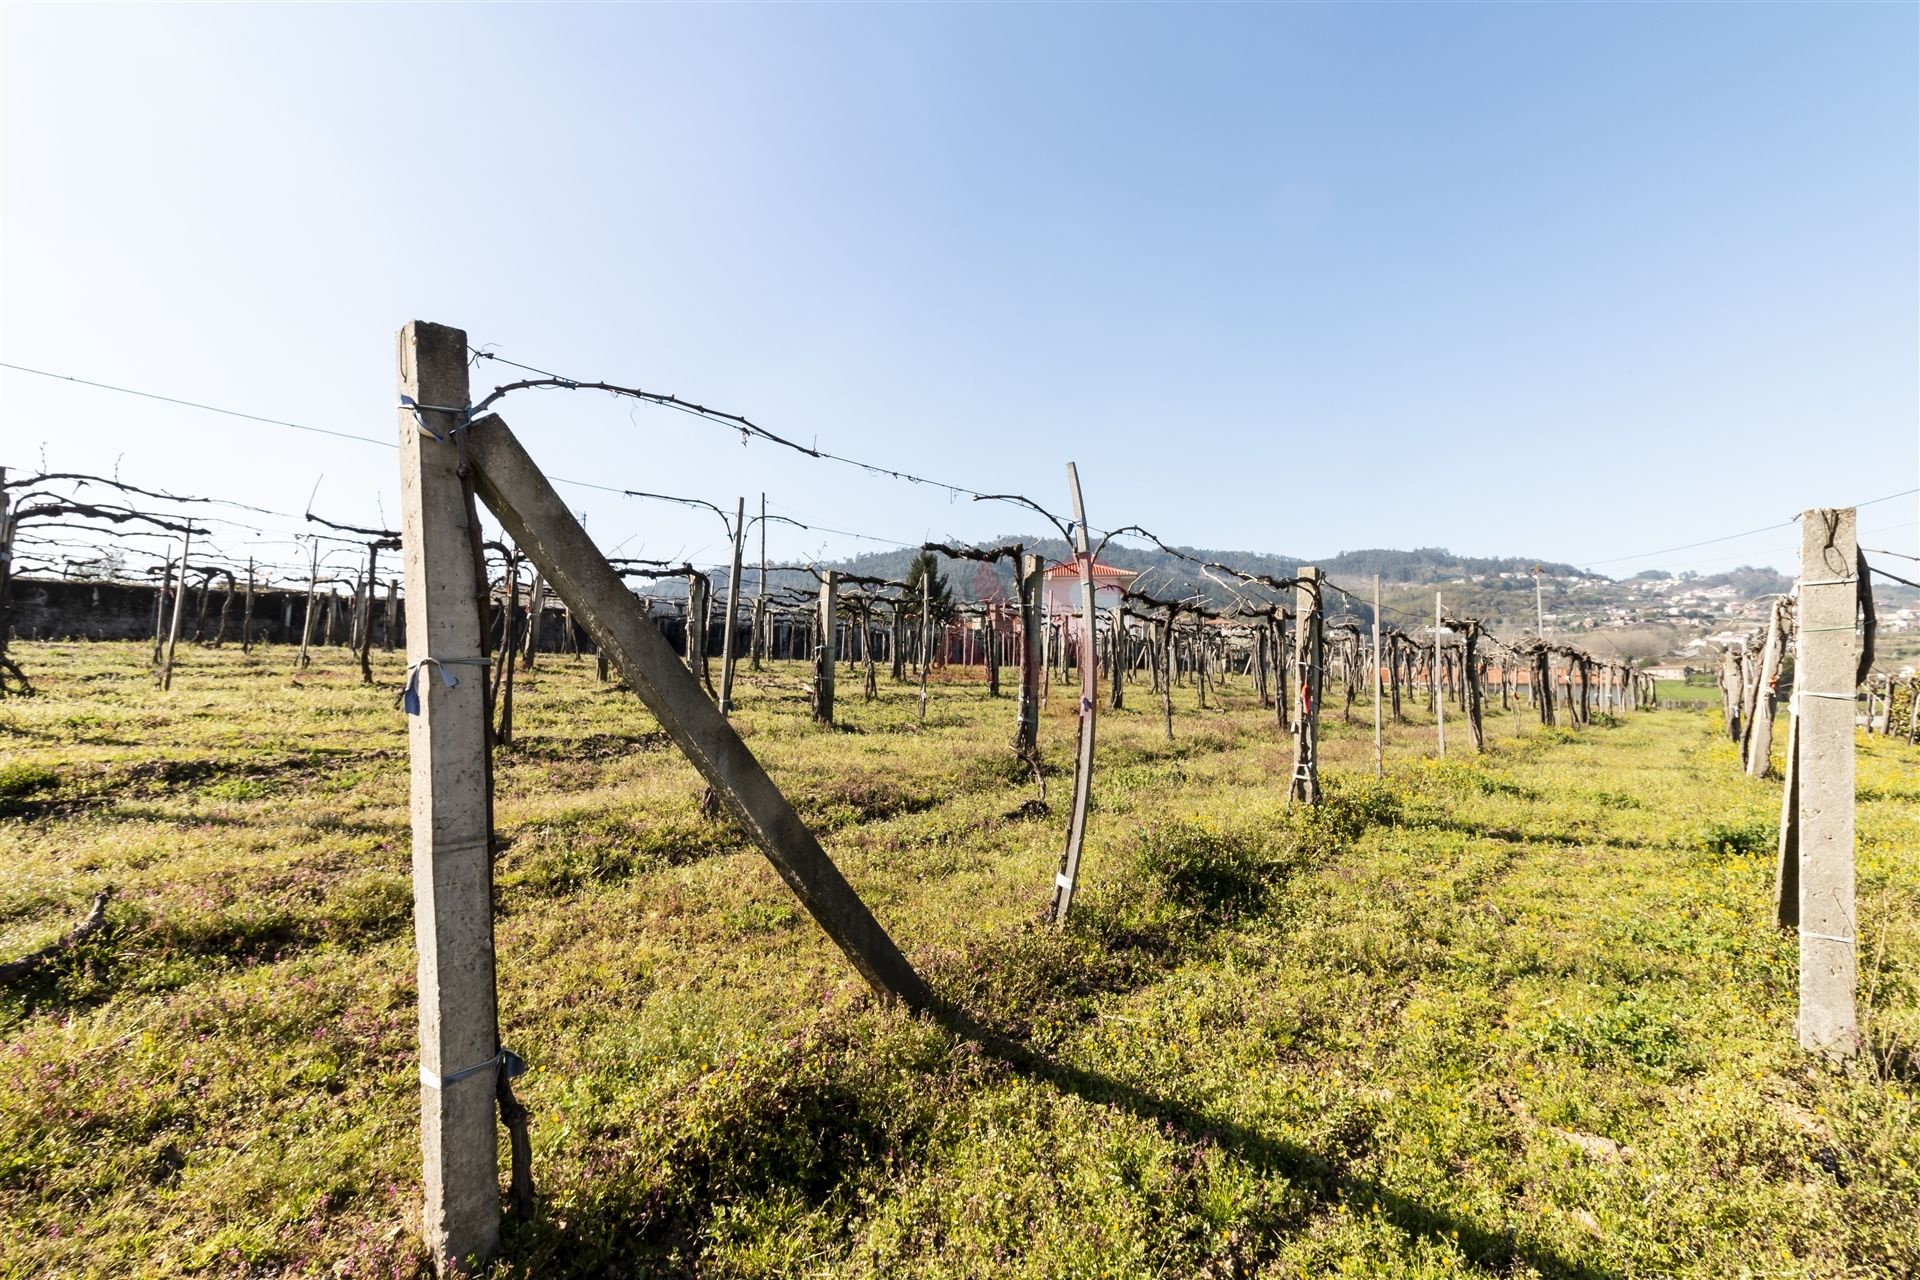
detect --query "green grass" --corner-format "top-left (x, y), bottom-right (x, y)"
top-left (1, 641), bottom-right (1915, 1278)
top-left (1653, 679), bottom-right (1720, 706)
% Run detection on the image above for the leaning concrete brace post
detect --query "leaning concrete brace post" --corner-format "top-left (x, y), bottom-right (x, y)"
top-left (1049, 462), bottom-right (1098, 924)
top-left (396, 322), bottom-right (502, 1274)
top-left (159, 524), bottom-right (192, 690)
top-left (461, 412), bottom-right (931, 1008)
top-left (1792, 507), bottom-right (1860, 1057)
top-left (718, 496), bottom-right (746, 714)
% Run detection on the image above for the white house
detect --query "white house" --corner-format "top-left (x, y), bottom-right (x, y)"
top-left (1041, 560), bottom-right (1139, 636)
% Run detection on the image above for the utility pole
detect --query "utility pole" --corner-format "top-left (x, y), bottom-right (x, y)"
top-left (1533, 565), bottom-right (1546, 640)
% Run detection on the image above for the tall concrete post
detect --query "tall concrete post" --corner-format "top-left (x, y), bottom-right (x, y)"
top-left (397, 321), bottom-right (503, 1272)
top-left (1790, 507), bottom-right (1859, 1057)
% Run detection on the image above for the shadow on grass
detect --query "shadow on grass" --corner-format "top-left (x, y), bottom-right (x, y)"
top-left (950, 1007), bottom-right (1618, 1280)
top-left (1421, 814), bottom-right (1670, 853)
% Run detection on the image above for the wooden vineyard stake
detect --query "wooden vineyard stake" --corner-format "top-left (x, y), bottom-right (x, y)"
top-left (1433, 591), bottom-right (1444, 757)
top-left (1786, 507), bottom-right (1861, 1057)
top-left (814, 570), bottom-right (837, 725)
top-left (1774, 707), bottom-right (1799, 930)
top-left (454, 406), bottom-right (932, 1014)
top-left (1745, 596), bottom-right (1790, 778)
top-left (1719, 645), bottom-right (1743, 743)
top-left (1049, 462), bottom-right (1098, 924)
top-left (718, 496), bottom-right (746, 714)
top-left (917, 576), bottom-right (933, 724)
top-left (395, 322), bottom-right (508, 1275)
top-left (297, 539), bottom-right (319, 669)
top-left (1372, 575), bottom-right (1383, 778)
top-left (242, 557), bottom-right (256, 652)
top-left (1016, 550), bottom-right (1044, 758)
top-left (1289, 568), bottom-right (1322, 804)
top-left (158, 524), bottom-right (191, 690)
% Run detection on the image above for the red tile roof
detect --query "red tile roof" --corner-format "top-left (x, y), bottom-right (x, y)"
top-left (1043, 561), bottom-right (1140, 579)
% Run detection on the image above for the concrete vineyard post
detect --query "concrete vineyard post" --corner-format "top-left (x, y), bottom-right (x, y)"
top-left (1789, 507), bottom-right (1860, 1058)
top-left (395, 322), bottom-right (504, 1275)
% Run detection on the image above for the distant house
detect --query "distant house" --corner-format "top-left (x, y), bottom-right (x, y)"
top-left (1644, 665), bottom-right (1693, 681)
top-left (1041, 560), bottom-right (1139, 635)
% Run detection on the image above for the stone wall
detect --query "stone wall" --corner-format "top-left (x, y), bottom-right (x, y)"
top-left (5, 577), bottom-right (320, 644)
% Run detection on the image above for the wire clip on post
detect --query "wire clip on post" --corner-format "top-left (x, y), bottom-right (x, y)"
top-left (399, 656), bottom-right (491, 715)
top-left (419, 1047), bottom-right (527, 1091)
top-left (399, 396), bottom-right (475, 443)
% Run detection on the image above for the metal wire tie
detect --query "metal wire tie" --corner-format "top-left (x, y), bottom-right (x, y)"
top-left (419, 1047), bottom-right (526, 1090)
top-left (398, 395), bottom-right (475, 443)
top-left (399, 655), bottom-right (491, 715)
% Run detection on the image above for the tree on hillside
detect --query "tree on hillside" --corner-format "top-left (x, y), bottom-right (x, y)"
top-left (904, 551), bottom-right (956, 623)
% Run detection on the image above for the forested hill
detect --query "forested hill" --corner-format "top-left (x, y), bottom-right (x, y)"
top-left (727, 538), bottom-right (1805, 635)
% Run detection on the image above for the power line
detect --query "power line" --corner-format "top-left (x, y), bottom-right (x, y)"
top-left (1576, 488), bottom-right (1917, 569)
top-left (3, 357), bottom-right (950, 554)
top-left (11, 353), bottom-right (1916, 603)
top-left (1, 360), bottom-right (399, 450)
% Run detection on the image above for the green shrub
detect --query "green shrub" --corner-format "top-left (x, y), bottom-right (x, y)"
top-left (1533, 992), bottom-right (1699, 1079)
top-left (0, 762), bottom-right (58, 800)
top-left (1696, 820), bottom-right (1773, 858)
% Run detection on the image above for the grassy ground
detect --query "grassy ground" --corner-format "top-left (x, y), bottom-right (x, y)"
top-left (1652, 680), bottom-right (1719, 706)
top-left (1, 640), bottom-right (1915, 1279)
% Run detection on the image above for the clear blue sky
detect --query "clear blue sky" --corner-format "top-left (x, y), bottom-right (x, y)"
top-left (3, 3), bottom-right (1914, 583)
